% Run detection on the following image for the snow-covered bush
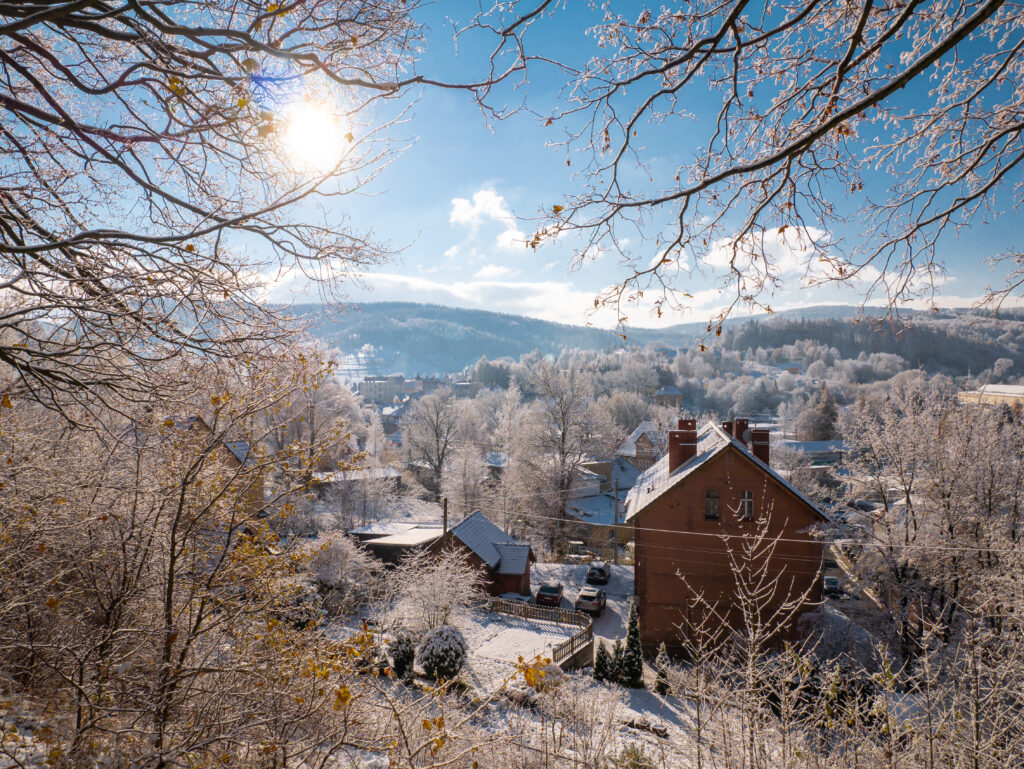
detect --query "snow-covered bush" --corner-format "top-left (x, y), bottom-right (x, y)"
top-left (376, 548), bottom-right (487, 632)
top-left (417, 625), bottom-right (467, 681)
top-left (389, 630), bottom-right (418, 680)
top-left (309, 533), bottom-right (376, 616)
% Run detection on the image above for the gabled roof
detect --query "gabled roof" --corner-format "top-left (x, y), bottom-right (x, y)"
top-left (618, 421), bottom-right (665, 458)
top-left (625, 421), bottom-right (827, 522)
top-left (223, 440), bottom-right (255, 467)
top-left (494, 543), bottom-right (533, 575)
top-left (448, 510), bottom-right (531, 570)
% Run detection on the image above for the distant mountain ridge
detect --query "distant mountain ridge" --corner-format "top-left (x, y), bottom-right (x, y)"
top-left (287, 301), bottom-right (887, 375)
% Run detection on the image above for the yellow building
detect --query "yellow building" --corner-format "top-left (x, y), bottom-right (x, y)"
top-left (957, 384), bottom-right (1024, 407)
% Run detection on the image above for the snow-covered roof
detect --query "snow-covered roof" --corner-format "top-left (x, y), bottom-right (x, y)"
top-left (349, 521), bottom-right (420, 537)
top-left (566, 492), bottom-right (619, 526)
top-left (611, 456), bottom-right (641, 491)
top-left (625, 421), bottom-right (826, 522)
top-left (977, 384), bottom-right (1024, 397)
top-left (313, 467), bottom-right (401, 483)
top-left (448, 510), bottom-right (530, 570)
top-left (617, 421), bottom-right (665, 458)
top-left (223, 440), bottom-right (254, 466)
top-left (484, 451), bottom-right (508, 468)
top-left (656, 385), bottom-right (683, 396)
top-left (494, 543), bottom-right (532, 575)
top-left (776, 439), bottom-right (848, 454)
top-left (368, 528), bottom-right (444, 547)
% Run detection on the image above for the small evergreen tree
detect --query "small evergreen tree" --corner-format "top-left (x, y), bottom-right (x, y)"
top-left (594, 640), bottom-right (611, 682)
top-left (389, 630), bottom-right (417, 680)
top-left (611, 639), bottom-right (625, 685)
top-left (417, 625), bottom-right (467, 681)
top-left (620, 600), bottom-right (645, 688)
top-left (654, 642), bottom-right (671, 695)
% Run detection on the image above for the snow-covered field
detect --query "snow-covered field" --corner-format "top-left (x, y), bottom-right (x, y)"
top-left (531, 562), bottom-right (634, 641)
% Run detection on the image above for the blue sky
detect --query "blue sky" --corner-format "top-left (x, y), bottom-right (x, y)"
top-left (266, 4), bottom-right (1024, 329)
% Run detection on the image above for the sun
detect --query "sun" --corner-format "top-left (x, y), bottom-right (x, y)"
top-left (280, 100), bottom-right (348, 172)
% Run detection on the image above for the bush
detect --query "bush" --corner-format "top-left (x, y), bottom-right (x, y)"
top-left (417, 625), bottom-right (467, 681)
top-left (389, 630), bottom-right (418, 679)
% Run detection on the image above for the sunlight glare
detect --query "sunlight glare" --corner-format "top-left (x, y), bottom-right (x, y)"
top-left (281, 100), bottom-right (347, 173)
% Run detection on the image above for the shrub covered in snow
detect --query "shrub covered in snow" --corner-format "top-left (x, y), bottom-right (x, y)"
top-left (389, 630), bottom-right (418, 679)
top-left (417, 625), bottom-right (467, 681)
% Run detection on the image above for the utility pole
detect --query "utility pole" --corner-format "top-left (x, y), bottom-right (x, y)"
top-left (612, 479), bottom-right (620, 565)
top-left (442, 496), bottom-right (448, 535)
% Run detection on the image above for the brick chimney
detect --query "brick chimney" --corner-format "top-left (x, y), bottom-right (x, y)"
top-left (720, 420), bottom-right (734, 437)
top-left (668, 418), bottom-right (698, 472)
top-left (751, 428), bottom-right (770, 465)
top-left (734, 417), bottom-right (750, 445)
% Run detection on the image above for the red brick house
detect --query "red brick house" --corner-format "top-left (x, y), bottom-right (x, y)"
top-left (428, 510), bottom-right (535, 596)
top-left (625, 418), bottom-right (825, 650)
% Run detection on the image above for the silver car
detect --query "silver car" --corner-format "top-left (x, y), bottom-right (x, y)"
top-left (574, 586), bottom-right (607, 615)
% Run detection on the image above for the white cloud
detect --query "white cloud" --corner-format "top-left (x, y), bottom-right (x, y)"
top-left (443, 245), bottom-right (459, 259)
top-left (473, 265), bottom-right (519, 280)
top-left (706, 225), bottom-right (830, 277)
top-left (449, 188), bottom-right (525, 251)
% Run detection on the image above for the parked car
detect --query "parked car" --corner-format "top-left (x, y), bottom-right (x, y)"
top-left (574, 586), bottom-right (607, 615)
top-left (535, 582), bottom-right (564, 607)
top-left (823, 575), bottom-right (843, 598)
top-left (586, 560), bottom-right (611, 585)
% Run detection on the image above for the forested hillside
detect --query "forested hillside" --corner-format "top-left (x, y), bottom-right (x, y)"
top-left (292, 302), bottom-right (1023, 377)
top-left (724, 313), bottom-right (1024, 374)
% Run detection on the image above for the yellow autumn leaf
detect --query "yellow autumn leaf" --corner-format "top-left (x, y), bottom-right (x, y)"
top-left (242, 58), bottom-right (260, 73)
top-left (1, 393), bottom-right (11, 408)
top-left (552, 205), bottom-right (564, 214)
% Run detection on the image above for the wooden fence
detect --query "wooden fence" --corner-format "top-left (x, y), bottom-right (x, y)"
top-left (487, 597), bottom-right (593, 667)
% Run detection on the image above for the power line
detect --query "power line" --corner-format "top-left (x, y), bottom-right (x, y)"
top-left (464, 503), bottom-right (1024, 556)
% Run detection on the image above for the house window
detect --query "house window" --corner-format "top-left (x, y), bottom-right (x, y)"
top-left (704, 490), bottom-right (720, 520)
top-left (739, 490), bottom-right (754, 521)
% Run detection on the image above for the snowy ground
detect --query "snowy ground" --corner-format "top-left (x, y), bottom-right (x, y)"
top-left (531, 562), bottom-right (634, 642)
top-left (458, 609), bottom-right (579, 691)
top-left (378, 494), bottom-right (443, 524)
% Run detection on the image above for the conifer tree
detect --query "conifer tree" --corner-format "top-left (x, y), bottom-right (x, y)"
top-left (611, 639), bottom-right (625, 685)
top-left (654, 643), bottom-right (671, 696)
top-left (594, 640), bottom-right (611, 682)
top-left (621, 600), bottom-right (645, 688)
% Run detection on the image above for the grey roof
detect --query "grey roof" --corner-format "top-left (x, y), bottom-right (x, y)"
top-left (449, 510), bottom-right (531, 570)
top-left (223, 440), bottom-right (254, 466)
top-left (656, 385), bottom-right (683, 396)
top-left (494, 543), bottom-right (532, 575)
top-left (625, 421), bottom-right (826, 522)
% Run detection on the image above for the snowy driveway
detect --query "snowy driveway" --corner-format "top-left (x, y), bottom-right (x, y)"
top-left (530, 563), bottom-right (634, 643)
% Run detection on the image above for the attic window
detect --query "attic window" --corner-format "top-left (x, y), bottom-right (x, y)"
top-left (739, 490), bottom-right (754, 521)
top-left (704, 490), bottom-right (720, 520)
